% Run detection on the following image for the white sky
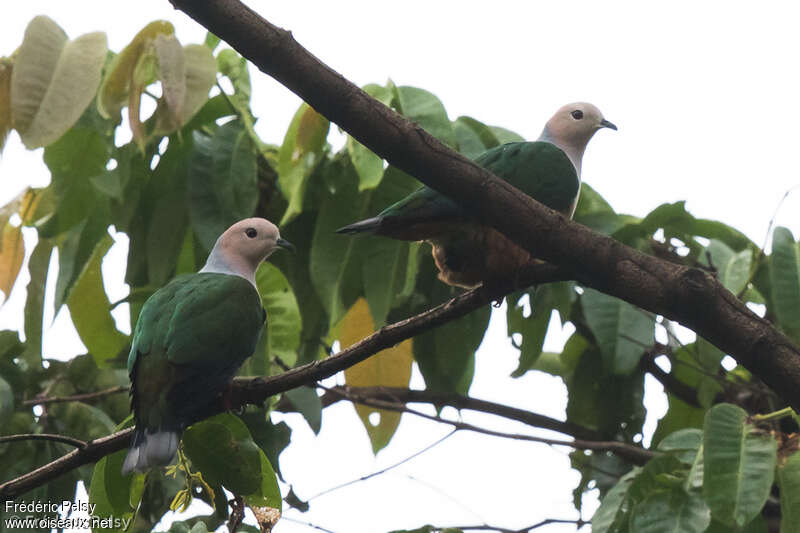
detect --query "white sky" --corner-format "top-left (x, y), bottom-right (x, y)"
top-left (2, 1), bottom-right (800, 532)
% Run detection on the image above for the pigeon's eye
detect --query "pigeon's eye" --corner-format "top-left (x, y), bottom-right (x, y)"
top-left (245, 228), bottom-right (258, 238)
top-left (571, 110), bottom-right (584, 120)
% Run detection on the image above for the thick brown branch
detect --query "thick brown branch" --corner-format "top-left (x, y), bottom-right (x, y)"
top-left (167, 0), bottom-right (800, 409)
top-left (0, 265), bottom-right (567, 502)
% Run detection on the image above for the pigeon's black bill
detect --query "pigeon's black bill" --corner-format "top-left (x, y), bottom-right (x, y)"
top-left (276, 238), bottom-right (296, 253)
top-left (600, 119), bottom-right (618, 131)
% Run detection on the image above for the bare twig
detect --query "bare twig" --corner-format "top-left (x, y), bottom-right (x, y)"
top-left (22, 386), bottom-right (129, 407)
top-left (444, 518), bottom-right (587, 532)
top-left (325, 387), bottom-right (655, 465)
top-left (0, 434), bottom-right (87, 449)
top-left (307, 429), bottom-right (457, 501)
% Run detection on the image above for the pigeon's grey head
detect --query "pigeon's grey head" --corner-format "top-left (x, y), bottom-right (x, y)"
top-left (202, 217), bottom-right (294, 284)
top-left (539, 102), bottom-right (616, 175)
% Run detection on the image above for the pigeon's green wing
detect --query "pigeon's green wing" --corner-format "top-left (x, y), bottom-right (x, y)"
top-left (366, 141), bottom-right (579, 238)
top-left (128, 273), bottom-right (265, 430)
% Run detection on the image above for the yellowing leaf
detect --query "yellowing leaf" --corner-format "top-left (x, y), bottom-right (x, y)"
top-left (278, 103), bottom-right (329, 225)
top-left (341, 298), bottom-right (412, 453)
top-left (66, 234), bottom-right (127, 366)
top-left (10, 16), bottom-right (67, 134)
top-left (0, 58), bottom-right (11, 152)
top-left (97, 20), bottom-right (174, 122)
top-left (0, 221), bottom-right (24, 304)
top-left (19, 31), bottom-right (107, 148)
top-left (154, 43), bottom-right (216, 135)
top-left (153, 34), bottom-right (185, 131)
top-left (180, 44), bottom-right (215, 125)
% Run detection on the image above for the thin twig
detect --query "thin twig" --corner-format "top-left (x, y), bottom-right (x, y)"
top-left (325, 387), bottom-right (655, 465)
top-left (23, 386), bottom-right (129, 407)
top-left (281, 515), bottom-right (339, 533)
top-left (307, 429), bottom-right (457, 501)
top-left (445, 518), bottom-right (587, 532)
top-left (0, 434), bottom-right (87, 449)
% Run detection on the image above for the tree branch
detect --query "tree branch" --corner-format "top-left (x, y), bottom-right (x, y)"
top-left (0, 434), bottom-right (87, 449)
top-left (167, 0), bottom-right (800, 409)
top-left (323, 386), bottom-right (656, 466)
top-left (22, 386), bottom-right (129, 407)
top-left (0, 265), bottom-right (567, 502)
top-left (309, 385), bottom-right (603, 442)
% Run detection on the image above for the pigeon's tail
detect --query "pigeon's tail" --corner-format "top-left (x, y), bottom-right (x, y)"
top-left (336, 216), bottom-right (383, 235)
top-left (121, 428), bottom-right (179, 475)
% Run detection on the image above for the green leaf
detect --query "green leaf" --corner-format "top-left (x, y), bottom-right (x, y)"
top-left (39, 123), bottom-right (111, 237)
top-left (413, 277), bottom-right (489, 394)
top-left (453, 116), bottom-right (500, 159)
top-left (581, 288), bottom-right (655, 374)
top-left (591, 468), bottom-right (638, 533)
top-left (255, 262), bottom-right (302, 368)
top-left (21, 240), bottom-right (52, 365)
top-left (89, 444), bottom-right (138, 533)
top-left (508, 283), bottom-right (573, 377)
top-left (702, 403), bottom-right (777, 527)
top-left (0, 375), bottom-right (13, 423)
top-left (567, 347), bottom-right (645, 440)
top-left (770, 227), bottom-right (800, 342)
top-left (183, 413), bottom-right (263, 496)
top-left (244, 450), bottom-right (282, 510)
top-left (309, 159), bottom-right (364, 327)
top-left (360, 167), bottom-right (421, 326)
top-left (188, 120), bottom-right (259, 250)
top-left (53, 207), bottom-right (108, 310)
top-left (488, 125), bottom-right (525, 144)
top-left (394, 86), bottom-right (455, 148)
top-left (777, 449), bottom-right (800, 533)
top-left (66, 234), bottom-right (127, 366)
top-left (285, 387), bottom-right (322, 435)
top-left (658, 428), bottom-right (703, 465)
top-left (630, 489), bottom-right (711, 533)
top-left (702, 239), bottom-right (752, 294)
top-left (348, 136), bottom-right (384, 191)
top-left (278, 103), bottom-right (330, 224)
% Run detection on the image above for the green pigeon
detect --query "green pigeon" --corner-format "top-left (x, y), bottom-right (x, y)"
top-left (337, 102), bottom-right (616, 288)
top-left (121, 218), bottom-right (294, 474)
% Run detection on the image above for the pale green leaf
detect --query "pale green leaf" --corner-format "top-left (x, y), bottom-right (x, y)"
top-left (702, 403), bottom-right (777, 527)
top-left (630, 490), bottom-right (711, 533)
top-left (18, 31), bottom-right (107, 148)
top-left (394, 85), bottom-right (455, 148)
top-left (777, 449), bottom-right (800, 533)
top-left (153, 33), bottom-right (185, 131)
top-left (770, 227), bottom-right (800, 342)
top-left (256, 262), bottom-right (302, 368)
top-left (66, 234), bottom-right (127, 366)
top-left (278, 103), bottom-right (329, 225)
top-left (582, 288), bottom-right (655, 374)
top-left (10, 16), bottom-right (68, 134)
